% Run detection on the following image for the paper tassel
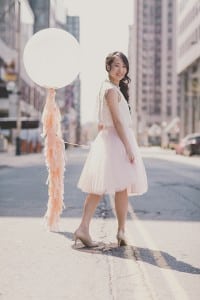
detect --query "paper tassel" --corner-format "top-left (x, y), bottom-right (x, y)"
top-left (41, 89), bottom-right (65, 231)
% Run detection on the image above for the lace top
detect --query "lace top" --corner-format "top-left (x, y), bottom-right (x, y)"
top-left (98, 79), bottom-right (132, 128)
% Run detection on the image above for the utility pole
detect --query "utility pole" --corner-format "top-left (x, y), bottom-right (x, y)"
top-left (15, 0), bottom-right (21, 155)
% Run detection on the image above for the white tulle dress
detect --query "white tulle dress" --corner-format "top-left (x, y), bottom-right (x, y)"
top-left (78, 79), bottom-right (148, 196)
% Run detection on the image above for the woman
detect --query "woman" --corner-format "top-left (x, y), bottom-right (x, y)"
top-left (74, 51), bottom-right (148, 247)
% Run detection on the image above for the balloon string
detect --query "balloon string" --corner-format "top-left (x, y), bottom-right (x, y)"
top-left (64, 141), bottom-right (89, 148)
top-left (42, 133), bottom-right (89, 148)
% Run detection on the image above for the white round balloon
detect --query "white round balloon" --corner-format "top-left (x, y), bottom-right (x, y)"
top-left (23, 28), bottom-right (80, 89)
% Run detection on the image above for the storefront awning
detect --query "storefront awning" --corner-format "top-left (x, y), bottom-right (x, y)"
top-left (0, 117), bottom-right (39, 129)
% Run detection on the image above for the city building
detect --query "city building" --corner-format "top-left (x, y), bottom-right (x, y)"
top-left (129, 0), bottom-right (179, 146)
top-left (64, 15), bottom-right (81, 145)
top-left (28, 0), bottom-right (67, 31)
top-left (128, 24), bottom-right (137, 133)
top-left (177, 0), bottom-right (200, 138)
top-left (0, 0), bottom-right (43, 152)
top-left (28, 0), bottom-right (51, 32)
top-left (0, 1), bottom-right (81, 151)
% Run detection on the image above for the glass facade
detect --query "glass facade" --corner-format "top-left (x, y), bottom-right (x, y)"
top-left (178, 0), bottom-right (200, 137)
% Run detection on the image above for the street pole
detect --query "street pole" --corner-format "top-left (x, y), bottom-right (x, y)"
top-left (15, 0), bottom-right (21, 155)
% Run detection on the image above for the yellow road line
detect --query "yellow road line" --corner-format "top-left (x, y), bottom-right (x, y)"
top-left (127, 200), bottom-right (189, 300)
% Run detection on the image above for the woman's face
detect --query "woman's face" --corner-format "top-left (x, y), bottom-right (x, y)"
top-left (108, 56), bottom-right (127, 82)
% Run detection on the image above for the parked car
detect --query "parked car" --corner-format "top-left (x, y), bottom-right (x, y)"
top-left (175, 133), bottom-right (200, 156)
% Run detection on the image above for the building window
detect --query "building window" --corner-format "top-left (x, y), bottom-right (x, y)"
top-left (154, 106), bottom-right (161, 114)
top-left (168, 37), bottom-right (172, 50)
top-left (168, 12), bottom-right (172, 23)
top-left (177, 105), bottom-right (180, 116)
top-left (167, 79), bottom-right (172, 85)
top-left (167, 106), bottom-right (171, 116)
top-left (168, 26), bottom-right (172, 33)
top-left (168, 72), bottom-right (172, 78)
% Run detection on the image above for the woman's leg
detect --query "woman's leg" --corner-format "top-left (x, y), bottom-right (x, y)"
top-left (114, 189), bottom-right (128, 232)
top-left (77, 193), bottom-right (102, 235)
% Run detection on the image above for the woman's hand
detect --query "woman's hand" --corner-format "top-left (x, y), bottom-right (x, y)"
top-left (125, 145), bottom-right (135, 164)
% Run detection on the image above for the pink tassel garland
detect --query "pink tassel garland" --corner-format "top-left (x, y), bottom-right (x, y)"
top-left (41, 89), bottom-right (65, 231)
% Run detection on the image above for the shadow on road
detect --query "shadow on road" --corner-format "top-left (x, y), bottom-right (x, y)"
top-left (56, 231), bottom-right (200, 275)
top-left (55, 230), bottom-right (200, 275)
top-left (57, 236), bottom-right (200, 275)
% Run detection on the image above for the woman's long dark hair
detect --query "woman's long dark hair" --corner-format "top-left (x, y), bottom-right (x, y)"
top-left (105, 51), bottom-right (131, 104)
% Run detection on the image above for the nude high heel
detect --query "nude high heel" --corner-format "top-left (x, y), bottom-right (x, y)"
top-left (73, 230), bottom-right (98, 248)
top-left (116, 230), bottom-right (128, 247)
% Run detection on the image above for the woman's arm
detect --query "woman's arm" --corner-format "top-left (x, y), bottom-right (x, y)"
top-left (105, 89), bottom-right (135, 163)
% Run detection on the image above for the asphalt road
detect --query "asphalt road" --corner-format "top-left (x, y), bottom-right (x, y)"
top-left (0, 147), bottom-right (200, 300)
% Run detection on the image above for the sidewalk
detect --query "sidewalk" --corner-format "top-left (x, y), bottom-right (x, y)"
top-left (0, 144), bottom-right (44, 168)
top-left (140, 146), bottom-right (200, 168)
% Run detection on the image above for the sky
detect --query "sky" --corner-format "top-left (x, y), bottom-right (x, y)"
top-left (64, 0), bottom-right (134, 124)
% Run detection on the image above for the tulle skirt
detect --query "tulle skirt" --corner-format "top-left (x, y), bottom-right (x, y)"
top-left (77, 127), bottom-right (148, 196)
